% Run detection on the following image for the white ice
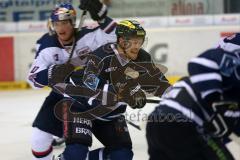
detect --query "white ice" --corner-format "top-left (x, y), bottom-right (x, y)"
top-left (0, 89), bottom-right (239, 160)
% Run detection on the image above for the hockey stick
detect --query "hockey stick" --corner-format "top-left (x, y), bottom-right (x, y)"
top-left (126, 99), bottom-right (161, 130)
top-left (53, 83), bottom-right (161, 132)
top-left (78, 10), bottom-right (87, 32)
top-left (146, 99), bottom-right (161, 104)
top-left (126, 119), bottom-right (141, 130)
top-left (67, 10), bottom-right (87, 62)
top-left (52, 58), bottom-right (166, 122)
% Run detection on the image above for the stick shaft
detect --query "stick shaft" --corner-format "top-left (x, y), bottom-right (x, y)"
top-left (126, 119), bottom-right (141, 130)
top-left (78, 10), bottom-right (87, 31)
top-left (146, 99), bottom-right (161, 104)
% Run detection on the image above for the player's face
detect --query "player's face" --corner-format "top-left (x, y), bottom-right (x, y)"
top-left (124, 37), bottom-right (144, 60)
top-left (53, 20), bottom-right (75, 44)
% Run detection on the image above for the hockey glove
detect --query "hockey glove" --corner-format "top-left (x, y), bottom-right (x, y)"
top-left (203, 101), bottom-right (240, 138)
top-left (118, 84), bottom-right (146, 109)
top-left (48, 63), bottom-right (75, 87)
top-left (79, 0), bottom-right (107, 21)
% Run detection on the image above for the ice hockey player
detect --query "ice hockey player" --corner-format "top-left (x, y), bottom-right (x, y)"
top-left (146, 34), bottom-right (240, 160)
top-left (52, 19), bottom-right (171, 160)
top-left (27, 1), bottom-right (117, 160)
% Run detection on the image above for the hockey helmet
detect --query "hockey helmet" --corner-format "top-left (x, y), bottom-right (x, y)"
top-left (50, 3), bottom-right (76, 25)
top-left (115, 20), bottom-right (146, 41)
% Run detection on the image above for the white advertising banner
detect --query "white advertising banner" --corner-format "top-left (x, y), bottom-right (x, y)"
top-left (1, 14), bottom-right (240, 33)
top-left (7, 25), bottom-right (239, 81)
top-left (1, 14), bottom-right (240, 81)
top-left (144, 26), bottom-right (239, 76)
top-left (0, 22), bottom-right (17, 33)
top-left (168, 15), bottom-right (214, 26)
top-left (213, 14), bottom-right (240, 25)
top-left (13, 33), bottom-right (42, 81)
top-left (16, 21), bottom-right (47, 32)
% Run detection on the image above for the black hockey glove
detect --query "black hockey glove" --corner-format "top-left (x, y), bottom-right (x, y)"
top-left (79, 0), bottom-right (107, 21)
top-left (131, 89), bottom-right (147, 109)
top-left (203, 101), bottom-right (240, 138)
top-left (48, 63), bottom-right (75, 87)
top-left (118, 84), bottom-right (147, 109)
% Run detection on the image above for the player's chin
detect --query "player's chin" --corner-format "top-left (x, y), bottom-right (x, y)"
top-left (129, 54), bottom-right (138, 60)
top-left (59, 35), bottom-right (72, 42)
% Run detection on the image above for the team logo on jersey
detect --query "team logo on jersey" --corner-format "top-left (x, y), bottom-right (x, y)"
top-left (220, 54), bottom-right (240, 77)
top-left (83, 74), bottom-right (100, 91)
top-left (105, 67), bottom-right (118, 72)
top-left (224, 111), bottom-right (240, 118)
top-left (76, 47), bottom-right (92, 56)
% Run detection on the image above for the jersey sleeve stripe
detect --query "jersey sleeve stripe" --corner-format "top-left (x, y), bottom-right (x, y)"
top-left (99, 17), bottom-right (116, 34)
top-left (219, 41), bottom-right (240, 52)
top-left (160, 99), bottom-right (204, 126)
top-left (189, 57), bottom-right (219, 69)
top-left (201, 89), bottom-right (222, 99)
top-left (102, 84), bottom-right (109, 105)
top-left (104, 21), bottom-right (117, 34)
top-left (190, 73), bottom-right (222, 83)
top-left (174, 81), bottom-right (198, 102)
top-left (28, 75), bottom-right (45, 88)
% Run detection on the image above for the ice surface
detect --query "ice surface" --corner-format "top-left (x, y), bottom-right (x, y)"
top-left (0, 89), bottom-right (239, 160)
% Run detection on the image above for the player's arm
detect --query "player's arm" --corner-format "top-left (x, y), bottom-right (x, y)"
top-left (203, 101), bottom-right (240, 138)
top-left (79, 0), bottom-right (116, 33)
top-left (78, 0), bottom-right (117, 47)
top-left (188, 49), bottom-right (225, 106)
top-left (28, 42), bottom-right (75, 89)
top-left (65, 53), bottom-right (146, 109)
top-left (54, 79), bottom-right (146, 110)
top-left (132, 49), bottom-right (171, 97)
top-left (27, 45), bottom-right (55, 89)
top-left (51, 55), bottom-right (118, 108)
top-left (139, 62), bottom-right (170, 97)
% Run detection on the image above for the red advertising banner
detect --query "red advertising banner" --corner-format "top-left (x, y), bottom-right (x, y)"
top-left (0, 37), bottom-right (14, 81)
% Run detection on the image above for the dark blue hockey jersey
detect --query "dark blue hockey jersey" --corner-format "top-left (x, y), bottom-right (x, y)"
top-left (65, 43), bottom-right (170, 120)
top-left (159, 48), bottom-right (240, 138)
top-left (83, 43), bottom-right (170, 102)
top-left (158, 76), bottom-right (240, 139)
top-left (188, 47), bottom-right (240, 104)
